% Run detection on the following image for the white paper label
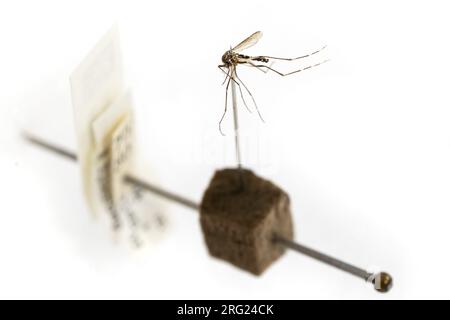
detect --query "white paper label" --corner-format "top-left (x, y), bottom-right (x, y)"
top-left (70, 26), bottom-right (168, 247)
top-left (71, 25), bottom-right (124, 217)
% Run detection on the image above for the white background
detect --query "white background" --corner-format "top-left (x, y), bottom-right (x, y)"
top-left (1, 0), bottom-right (449, 299)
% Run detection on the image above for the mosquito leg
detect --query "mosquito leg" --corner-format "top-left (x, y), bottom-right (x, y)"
top-left (234, 69), bottom-right (265, 123)
top-left (234, 78), bottom-right (252, 114)
top-left (219, 77), bottom-right (231, 136)
top-left (242, 61), bottom-right (274, 74)
top-left (255, 45), bottom-right (327, 62)
top-left (218, 65), bottom-right (252, 114)
top-left (247, 60), bottom-right (329, 77)
top-left (218, 65), bottom-right (230, 85)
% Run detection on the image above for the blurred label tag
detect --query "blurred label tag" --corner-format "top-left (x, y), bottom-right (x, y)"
top-left (91, 91), bottom-right (133, 231)
top-left (70, 26), bottom-right (168, 247)
top-left (70, 25), bottom-right (123, 216)
top-left (110, 112), bottom-right (133, 205)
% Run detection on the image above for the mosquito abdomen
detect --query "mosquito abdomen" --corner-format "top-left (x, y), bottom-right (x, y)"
top-left (252, 56), bottom-right (269, 63)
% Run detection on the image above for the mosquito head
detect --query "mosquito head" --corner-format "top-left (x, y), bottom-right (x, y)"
top-left (221, 49), bottom-right (234, 66)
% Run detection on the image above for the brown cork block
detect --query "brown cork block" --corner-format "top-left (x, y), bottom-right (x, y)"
top-left (200, 168), bottom-right (294, 275)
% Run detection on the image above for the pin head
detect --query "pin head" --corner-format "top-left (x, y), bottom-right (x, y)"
top-left (372, 272), bottom-right (393, 293)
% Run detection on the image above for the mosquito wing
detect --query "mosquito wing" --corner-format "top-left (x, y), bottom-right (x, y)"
top-left (232, 31), bottom-right (263, 52)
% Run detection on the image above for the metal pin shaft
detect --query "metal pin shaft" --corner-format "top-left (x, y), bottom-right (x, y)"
top-left (275, 236), bottom-right (369, 279)
top-left (23, 133), bottom-right (392, 293)
top-left (230, 67), bottom-right (243, 188)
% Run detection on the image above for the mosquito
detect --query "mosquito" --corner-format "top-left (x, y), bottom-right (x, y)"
top-left (218, 31), bottom-right (328, 135)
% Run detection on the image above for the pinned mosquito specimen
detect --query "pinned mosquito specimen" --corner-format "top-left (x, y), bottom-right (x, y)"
top-left (218, 31), bottom-right (328, 135)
